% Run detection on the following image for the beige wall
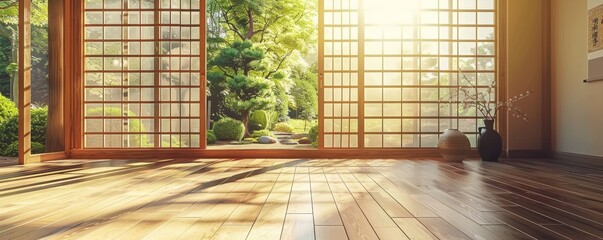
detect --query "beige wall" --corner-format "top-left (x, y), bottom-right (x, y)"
top-left (552, 0), bottom-right (603, 157)
top-left (505, 0), bottom-right (545, 151)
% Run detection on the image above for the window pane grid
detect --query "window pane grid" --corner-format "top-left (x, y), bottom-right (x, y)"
top-left (321, 0), bottom-right (362, 149)
top-left (83, 0), bottom-right (202, 149)
top-left (321, 0), bottom-right (496, 149)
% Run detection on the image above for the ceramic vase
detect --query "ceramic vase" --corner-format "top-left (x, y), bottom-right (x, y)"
top-left (438, 129), bottom-right (471, 162)
top-left (477, 119), bottom-right (503, 162)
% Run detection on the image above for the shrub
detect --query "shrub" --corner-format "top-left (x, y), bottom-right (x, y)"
top-left (207, 130), bottom-right (217, 144)
top-left (249, 110), bottom-right (268, 132)
top-left (31, 107), bottom-right (48, 144)
top-left (0, 107), bottom-right (47, 151)
top-left (2, 141), bottom-right (18, 157)
top-left (273, 122), bottom-right (293, 133)
top-left (251, 129), bottom-right (274, 138)
top-left (0, 93), bottom-right (17, 123)
top-left (266, 110), bottom-right (279, 129)
top-left (0, 141), bottom-right (44, 157)
top-left (308, 125), bottom-right (318, 143)
top-left (0, 115), bottom-right (18, 150)
top-left (31, 142), bottom-right (46, 154)
top-left (213, 118), bottom-right (245, 141)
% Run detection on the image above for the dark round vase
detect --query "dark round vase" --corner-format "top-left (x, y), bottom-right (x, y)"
top-left (477, 119), bottom-right (502, 162)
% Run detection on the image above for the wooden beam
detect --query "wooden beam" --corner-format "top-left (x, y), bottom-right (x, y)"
top-left (47, 0), bottom-right (66, 152)
top-left (67, 148), bottom-right (481, 160)
top-left (200, 0), bottom-right (207, 149)
top-left (498, 0), bottom-right (509, 158)
top-left (18, 0), bottom-right (34, 164)
top-left (541, 0), bottom-right (552, 157)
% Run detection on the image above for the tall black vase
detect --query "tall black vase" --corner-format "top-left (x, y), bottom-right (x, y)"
top-left (477, 119), bottom-right (502, 162)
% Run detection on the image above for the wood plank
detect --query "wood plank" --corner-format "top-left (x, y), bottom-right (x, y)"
top-left (281, 214), bottom-right (315, 240)
top-left (311, 181), bottom-right (343, 226)
top-left (315, 226), bottom-right (348, 240)
top-left (392, 218), bottom-right (438, 240)
top-left (288, 192), bottom-right (313, 214)
top-left (330, 191), bottom-right (379, 240)
top-left (211, 225), bottom-right (252, 240)
top-left (418, 218), bottom-right (471, 240)
top-left (411, 194), bottom-right (502, 240)
top-left (143, 218), bottom-right (197, 240)
top-left (247, 192), bottom-right (290, 240)
top-left (490, 211), bottom-right (570, 239)
top-left (484, 225), bottom-right (535, 240)
top-left (177, 192), bottom-right (249, 239)
top-left (373, 227), bottom-right (410, 240)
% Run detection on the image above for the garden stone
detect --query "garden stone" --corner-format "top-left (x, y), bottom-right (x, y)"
top-left (291, 133), bottom-right (309, 139)
top-left (258, 136), bottom-right (278, 144)
top-left (298, 138), bottom-right (312, 144)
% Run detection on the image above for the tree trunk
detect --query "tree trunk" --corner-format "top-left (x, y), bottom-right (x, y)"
top-left (0, 25), bottom-right (19, 104)
top-left (241, 110), bottom-right (251, 138)
top-left (246, 9), bottom-right (254, 39)
top-left (10, 32), bottom-right (17, 105)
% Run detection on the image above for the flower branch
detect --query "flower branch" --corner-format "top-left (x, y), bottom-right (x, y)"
top-left (442, 70), bottom-right (532, 121)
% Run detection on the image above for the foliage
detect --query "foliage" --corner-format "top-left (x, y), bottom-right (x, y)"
top-left (273, 122), bottom-right (293, 133)
top-left (1, 141), bottom-right (18, 157)
top-left (249, 110), bottom-right (268, 132)
top-left (308, 125), bottom-right (318, 143)
top-left (207, 130), bottom-right (217, 145)
top-left (0, 0), bottom-right (50, 104)
top-left (31, 142), bottom-right (45, 154)
top-left (0, 0), bottom-right (49, 26)
top-left (266, 110), bottom-right (279, 130)
top-left (288, 118), bottom-right (316, 134)
top-left (209, 41), bottom-right (276, 136)
top-left (207, 0), bottom-right (317, 76)
top-left (0, 93), bottom-right (16, 123)
top-left (31, 107), bottom-right (47, 144)
top-left (0, 113), bottom-right (17, 150)
top-left (1, 141), bottom-right (47, 157)
top-left (251, 129), bottom-right (274, 138)
top-left (290, 64), bottom-right (318, 123)
top-left (206, 0), bottom-right (318, 134)
top-left (212, 117), bottom-right (245, 141)
top-left (0, 107), bottom-right (47, 152)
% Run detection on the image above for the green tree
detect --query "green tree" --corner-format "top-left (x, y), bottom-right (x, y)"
top-left (290, 63), bottom-right (318, 130)
top-left (207, 0), bottom-right (317, 121)
top-left (209, 40), bottom-right (276, 137)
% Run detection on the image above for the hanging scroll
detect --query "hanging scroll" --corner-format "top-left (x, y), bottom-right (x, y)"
top-left (588, 0), bottom-right (603, 82)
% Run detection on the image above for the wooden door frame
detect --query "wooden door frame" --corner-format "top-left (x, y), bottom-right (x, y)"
top-left (17, 0), bottom-right (70, 164)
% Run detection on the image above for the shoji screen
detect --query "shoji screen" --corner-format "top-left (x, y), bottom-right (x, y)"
top-left (321, 0), bottom-right (361, 148)
top-left (320, 0), bottom-right (496, 148)
top-left (83, 0), bottom-right (203, 148)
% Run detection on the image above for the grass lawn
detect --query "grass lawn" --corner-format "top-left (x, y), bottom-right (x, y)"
top-left (288, 119), bottom-right (316, 134)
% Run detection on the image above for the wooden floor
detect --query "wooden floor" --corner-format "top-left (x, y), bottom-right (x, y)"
top-left (0, 159), bottom-right (602, 240)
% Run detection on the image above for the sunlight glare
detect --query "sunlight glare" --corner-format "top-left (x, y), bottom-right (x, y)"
top-left (364, 0), bottom-right (421, 26)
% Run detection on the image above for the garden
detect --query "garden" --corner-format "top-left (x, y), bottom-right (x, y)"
top-left (204, 0), bottom-right (319, 149)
